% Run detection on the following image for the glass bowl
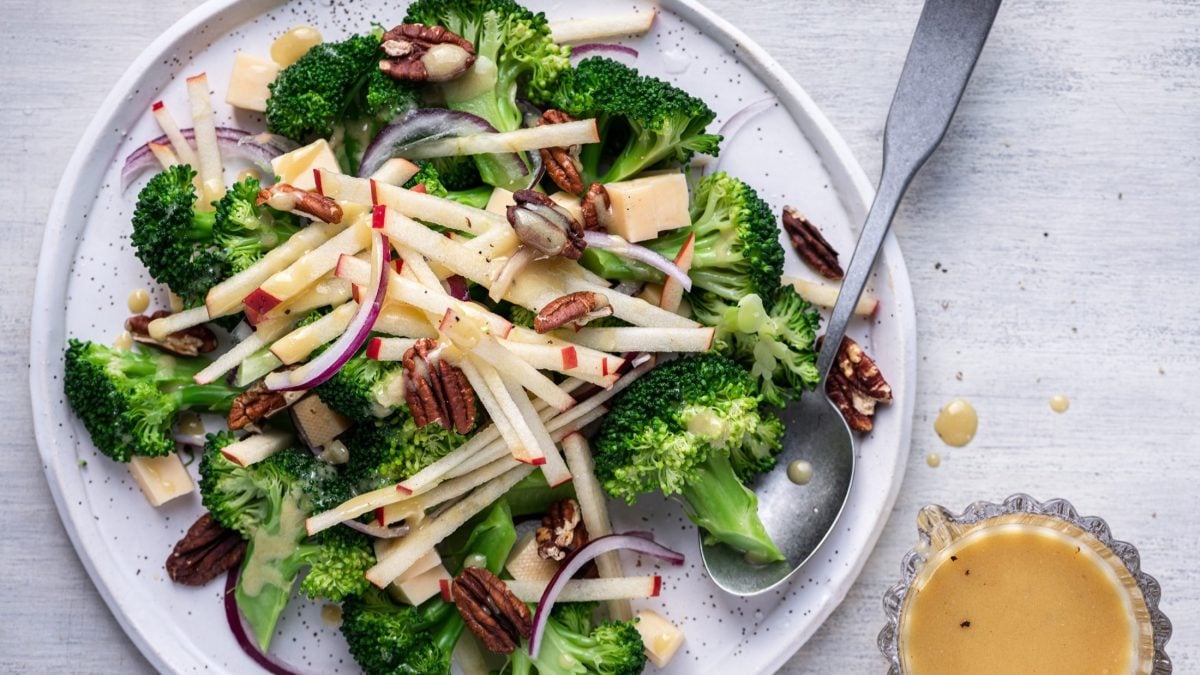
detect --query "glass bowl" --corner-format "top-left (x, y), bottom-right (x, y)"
top-left (878, 494), bottom-right (1172, 674)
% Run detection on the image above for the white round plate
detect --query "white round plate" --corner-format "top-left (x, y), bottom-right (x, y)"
top-left (29, 1), bottom-right (916, 673)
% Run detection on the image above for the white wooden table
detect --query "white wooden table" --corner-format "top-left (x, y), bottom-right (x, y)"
top-left (3, 0), bottom-right (1197, 672)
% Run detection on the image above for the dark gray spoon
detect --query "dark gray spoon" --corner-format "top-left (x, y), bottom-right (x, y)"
top-left (702, 0), bottom-right (1003, 595)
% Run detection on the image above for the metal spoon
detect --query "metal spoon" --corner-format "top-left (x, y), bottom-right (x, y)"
top-left (702, 0), bottom-right (1002, 595)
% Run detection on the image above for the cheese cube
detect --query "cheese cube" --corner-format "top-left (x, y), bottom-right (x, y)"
top-left (128, 453), bottom-right (195, 507)
top-left (548, 191), bottom-right (585, 225)
top-left (388, 564), bottom-right (451, 606)
top-left (225, 53), bottom-right (280, 112)
top-left (505, 532), bottom-right (559, 582)
top-left (602, 173), bottom-right (690, 243)
top-left (271, 139), bottom-right (340, 191)
top-left (485, 187), bottom-right (516, 216)
top-left (633, 609), bottom-right (685, 668)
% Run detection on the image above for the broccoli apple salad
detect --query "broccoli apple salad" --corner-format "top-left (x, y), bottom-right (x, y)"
top-left (61, 1), bottom-right (893, 672)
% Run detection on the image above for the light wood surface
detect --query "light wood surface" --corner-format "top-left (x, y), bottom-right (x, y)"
top-left (3, 0), bottom-right (1197, 672)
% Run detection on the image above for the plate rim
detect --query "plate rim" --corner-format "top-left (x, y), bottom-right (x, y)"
top-left (28, 1), bottom-right (917, 673)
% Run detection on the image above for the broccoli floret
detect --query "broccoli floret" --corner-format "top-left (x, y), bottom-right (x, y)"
top-left (341, 414), bottom-right (469, 491)
top-left (130, 166), bottom-right (303, 307)
top-left (404, 0), bottom-right (570, 188)
top-left (266, 31), bottom-right (419, 171)
top-left (507, 602), bottom-right (647, 675)
top-left (429, 155), bottom-right (484, 191)
top-left (314, 348), bottom-right (405, 423)
top-left (693, 286), bottom-right (822, 407)
top-left (403, 161), bottom-right (494, 209)
top-left (593, 354), bottom-right (785, 562)
top-left (581, 172), bottom-right (784, 310)
top-left (63, 340), bottom-right (240, 462)
top-left (198, 435), bottom-right (372, 648)
top-left (550, 57), bottom-right (721, 184)
top-left (342, 501), bottom-right (517, 675)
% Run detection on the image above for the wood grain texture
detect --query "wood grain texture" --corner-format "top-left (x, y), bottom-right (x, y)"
top-left (3, 0), bottom-right (1197, 672)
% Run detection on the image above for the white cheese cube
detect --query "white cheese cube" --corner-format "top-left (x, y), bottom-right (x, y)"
top-left (485, 187), bottom-right (516, 216)
top-left (271, 138), bottom-right (340, 191)
top-left (602, 173), bottom-right (690, 243)
top-left (128, 453), bottom-right (195, 507)
top-left (634, 609), bottom-right (685, 668)
top-left (388, 564), bottom-right (451, 606)
top-left (548, 191), bottom-right (585, 225)
top-left (225, 53), bottom-right (280, 113)
top-left (505, 532), bottom-right (559, 582)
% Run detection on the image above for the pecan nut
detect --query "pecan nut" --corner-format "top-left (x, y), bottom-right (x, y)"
top-left (819, 335), bottom-right (893, 432)
top-left (537, 110), bottom-right (585, 195)
top-left (403, 338), bottom-right (476, 434)
top-left (507, 190), bottom-right (586, 259)
top-left (166, 513), bottom-right (247, 586)
top-left (379, 24), bottom-right (476, 83)
top-left (453, 567), bottom-right (532, 654)
top-left (534, 291), bottom-right (612, 333)
top-left (228, 381), bottom-right (292, 431)
top-left (257, 183), bottom-right (343, 224)
top-left (782, 206), bottom-right (843, 280)
top-left (535, 499), bottom-right (589, 561)
top-left (126, 311), bottom-right (218, 356)
top-left (580, 182), bottom-right (610, 232)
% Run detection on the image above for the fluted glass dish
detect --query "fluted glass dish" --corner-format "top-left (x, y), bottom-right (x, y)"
top-left (878, 494), bottom-right (1172, 674)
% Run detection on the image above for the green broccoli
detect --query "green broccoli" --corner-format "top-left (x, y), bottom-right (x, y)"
top-left (581, 171), bottom-right (783, 308)
top-left (550, 57), bottom-right (721, 184)
top-left (314, 348), bottom-right (405, 423)
top-left (403, 0), bottom-right (570, 188)
top-left (593, 354), bottom-right (785, 562)
top-left (266, 31), bottom-right (419, 171)
top-left (341, 413), bottom-right (469, 491)
top-left (342, 501), bottom-right (517, 675)
top-left (505, 602), bottom-right (647, 675)
top-left (198, 433), bottom-right (372, 649)
top-left (63, 340), bottom-right (241, 462)
top-left (130, 166), bottom-right (303, 307)
top-left (693, 286), bottom-right (822, 407)
top-left (405, 161), bottom-right (495, 209)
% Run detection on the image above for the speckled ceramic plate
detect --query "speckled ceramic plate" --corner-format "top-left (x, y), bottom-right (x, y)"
top-left (29, 1), bottom-right (917, 672)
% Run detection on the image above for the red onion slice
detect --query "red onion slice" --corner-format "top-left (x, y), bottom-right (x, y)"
top-left (121, 127), bottom-right (290, 190)
top-left (264, 231), bottom-right (391, 391)
top-left (342, 519), bottom-right (410, 539)
top-left (223, 569), bottom-right (310, 675)
top-left (357, 108), bottom-right (528, 181)
top-left (581, 231), bottom-right (693, 291)
top-left (569, 44), bottom-right (639, 67)
top-left (706, 97), bottom-right (776, 175)
top-left (445, 274), bottom-right (470, 301)
top-left (529, 533), bottom-right (684, 657)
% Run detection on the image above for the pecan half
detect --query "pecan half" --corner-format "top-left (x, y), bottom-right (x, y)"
top-left (819, 335), bottom-right (893, 433)
top-left (580, 182), bottom-right (610, 232)
top-left (782, 206), bottom-right (843, 280)
top-left (507, 190), bottom-right (586, 259)
top-left (535, 499), bottom-right (589, 561)
top-left (534, 291), bottom-right (612, 333)
top-left (453, 567), bottom-right (532, 654)
top-left (228, 381), bottom-right (292, 431)
top-left (126, 311), bottom-right (218, 356)
top-left (537, 110), bottom-right (585, 194)
top-left (257, 183), bottom-right (343, 224)
top-left (166, 513), bottom-right (247, 586)
top-left (403, 338), bottom-right (476, 434)
top-left (379, 24), bottom-right (476, 83)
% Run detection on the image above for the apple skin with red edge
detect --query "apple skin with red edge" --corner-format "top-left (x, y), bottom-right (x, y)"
top-left (312, 168), bottom-right (324, 195)
top-left (372, 204), bottom-right (388, 229)
top-left (561, 346), bottom-right (578, 370)
top-left (366, 337), bottom-right (383, 360)
top-left (242, 288), bottom-right (282, 318)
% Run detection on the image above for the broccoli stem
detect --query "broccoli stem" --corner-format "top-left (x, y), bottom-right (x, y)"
top-left (679, 452), bottom-right (784, 563)
top-left (172, 383), bottom-right (243, 411)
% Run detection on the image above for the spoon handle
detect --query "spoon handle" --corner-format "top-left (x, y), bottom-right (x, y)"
top-left (815, 0), bottom-right (1002, 381)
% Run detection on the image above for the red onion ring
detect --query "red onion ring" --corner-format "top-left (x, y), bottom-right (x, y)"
top-left (569, 44), bottom-right (639, 67)
top-left (357, 108), bottom-right (528, 181)
top-left (445, 274), bottom-right (470, 301)
top-left (223, 568), bottom-right (309, 675)
top-left (580, 231), bottom-right (693, 291)
top-left (264, 230), bottom-right (390, 391)
top-left (706, 97), bottom-right (776, 175)
top-left (341, 519), bottom-right (410, 539)
top-left (121, 127), bottom-right (291, 190)
top-left (530, 533), bottom-right (684, 657)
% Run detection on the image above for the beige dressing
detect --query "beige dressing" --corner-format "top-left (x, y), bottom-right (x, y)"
top-left (127, 288), bottom-right (150, 314)
top-left (925, 452), bottom-right (941, 468)
top-left (236, 167), bottom-right (261, 183)
top-left (786, 459), bottom-right (814, 485)
top-left (177, 412), bottom-right (205, 438)
top-left (934, 399), bottom-right (977, 447)
top-left (240, 497), bottom-right (306, 596)
top-left (113, 330), bottom-right (134, 351)
top-left (901, 523), bottom-right (1137, 675)
top-left (168, 291), bottom-right (184, 313)
top-left (1050, 394), bottom-right (1070, 413)
top-left (270, 26), bottom-right (322, 67)
top-left (320, 604), bottom-right (343, 628)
